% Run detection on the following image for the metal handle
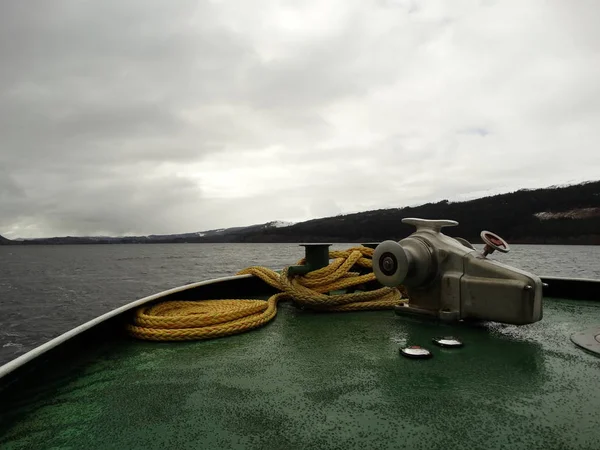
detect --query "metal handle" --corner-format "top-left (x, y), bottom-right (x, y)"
top-left (402, 218), bottom-right (458, 233)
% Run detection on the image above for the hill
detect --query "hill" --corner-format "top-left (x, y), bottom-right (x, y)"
top-left (2, 181), bottom-right (599, 245)
top-left (237, 181), bottom-right (600, 244)
top-left (4, 221), bottom-right (295, 245)
top-left (0, 235), bottom-right (15, 245)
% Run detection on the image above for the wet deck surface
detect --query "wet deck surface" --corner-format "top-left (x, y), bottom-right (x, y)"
top-left (2, 297), bottom-right (600, 450)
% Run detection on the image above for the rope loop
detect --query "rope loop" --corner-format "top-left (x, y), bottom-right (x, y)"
top-left (127, 247), bottom-right (406, 341)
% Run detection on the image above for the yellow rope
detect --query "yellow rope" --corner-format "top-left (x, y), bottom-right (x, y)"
top-left (127, 246), bottom-right (406, 341)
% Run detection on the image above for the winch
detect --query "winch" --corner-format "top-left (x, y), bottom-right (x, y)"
top-left (372, 218), bottom-right (543, 325)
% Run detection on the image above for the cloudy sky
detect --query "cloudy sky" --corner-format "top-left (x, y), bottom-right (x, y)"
top-left (1, 0), bottom-right (598, 238)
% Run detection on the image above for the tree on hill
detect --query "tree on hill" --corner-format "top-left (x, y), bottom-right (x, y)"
top-left (0, 235), bottom-right (14, 245)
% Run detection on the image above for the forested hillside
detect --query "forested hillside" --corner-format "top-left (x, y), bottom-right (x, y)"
top-left (2, 181), bottom-right (599, 245)
top-left (235, 181), bottom-right (600, 244)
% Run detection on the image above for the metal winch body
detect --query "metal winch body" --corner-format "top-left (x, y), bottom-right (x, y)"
top-left (373, 218), bottom-right (543, 325)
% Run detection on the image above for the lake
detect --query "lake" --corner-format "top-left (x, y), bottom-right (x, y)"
top-left (1, 243), bottom-right (599, 366)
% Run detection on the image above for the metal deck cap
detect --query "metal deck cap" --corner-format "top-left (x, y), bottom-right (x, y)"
top-left (571, 327), bottom-right (600, 356)
top-left (432, 337), bottom-right (464, 348)
top-left (400, 345), bottom-right (432, 359)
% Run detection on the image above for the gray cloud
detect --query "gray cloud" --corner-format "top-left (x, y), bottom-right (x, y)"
top-left (1, 0), bottom-right (599, 238)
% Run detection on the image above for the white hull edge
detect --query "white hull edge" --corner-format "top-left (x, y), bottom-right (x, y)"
top-left (0, 274), bottom-right (253, 379)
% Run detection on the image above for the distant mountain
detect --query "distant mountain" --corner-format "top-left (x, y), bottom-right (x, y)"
top-left (0, 235), bottom-right (15, 245)
top-left (148, 220), bottom-right (294, 240)
top-left (2, 181), bottom-right (600, 245)
top-left (6, 220), bottom-right (296, 245)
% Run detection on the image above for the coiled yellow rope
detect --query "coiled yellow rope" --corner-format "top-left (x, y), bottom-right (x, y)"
top-left (126, 246), bottom-right (406, 341)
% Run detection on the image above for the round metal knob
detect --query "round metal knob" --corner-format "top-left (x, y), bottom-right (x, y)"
top-left (373, 240), bottom-right (410, 287)
top-left (480, 230), bottom-right (510, 256)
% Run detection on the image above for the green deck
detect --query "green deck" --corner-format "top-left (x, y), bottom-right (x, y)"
top-left (2, 297), bottom-right (600, 450)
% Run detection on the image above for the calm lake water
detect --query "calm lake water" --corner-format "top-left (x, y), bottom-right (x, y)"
top-left (1, 243), bottom-right (599, 366)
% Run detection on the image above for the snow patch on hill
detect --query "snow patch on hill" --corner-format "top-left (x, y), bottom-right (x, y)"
top-left (269, 221), bottom-right (295, 228)
top-left (534, 207), bottom-right (600, 220)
